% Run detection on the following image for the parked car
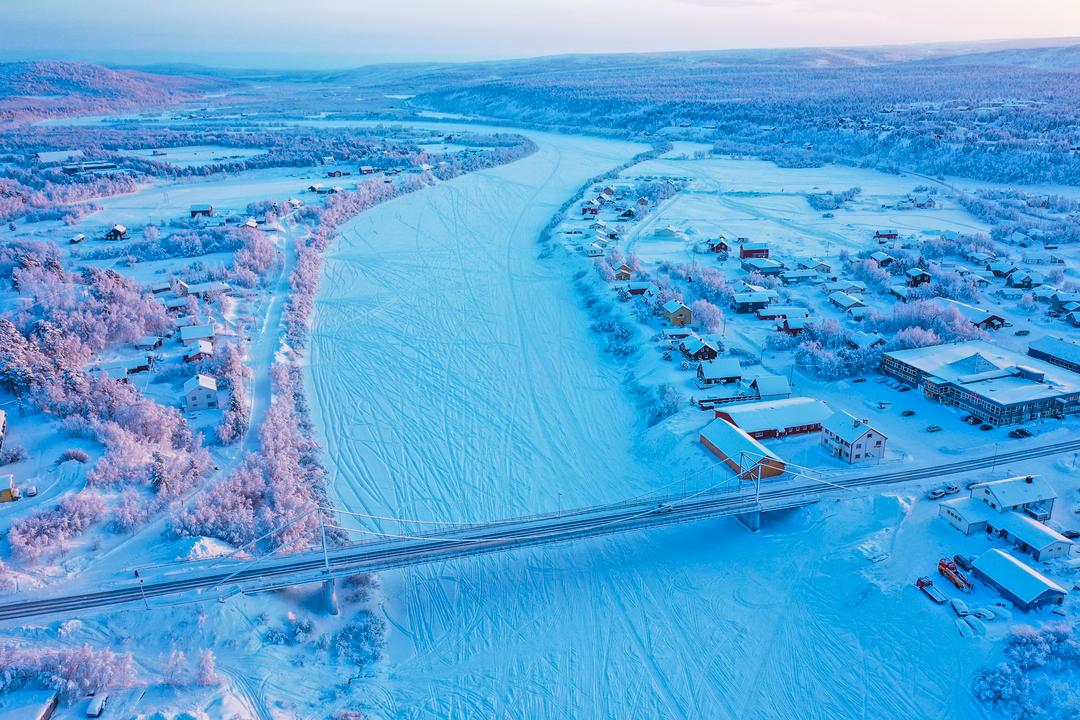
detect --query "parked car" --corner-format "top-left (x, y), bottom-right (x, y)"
top-left (979, 424), bottom-right (994, 431)
top-left (901, 409), bottom-right (915, 417)
top-left (898, 385), bottom-right (912, 392)
top-left (654, 503), bottom-right (674, 514)
top-left (1014, 329), bottom-right (1031, 336)
top-left (926, 425), bottom-right (943, 433)
top-left (962, 415), bottom-right (982, 425)
top-left (954, 554), bottom-right (974, 571)
top-left (1009, 428), bottom-right (1033, 439)
top-left (852, 377), bottom-right (866, 383)
top-left (927, 488), bottom-right (947, 500)
top-left (87, 694), bottom-right (109, 718)
top-left (945, 484), bottom-right (960, 495)
top-left (1063, 530), bottom-right (1080, 540)
top-left (25, 485), bottom-right (37, 497)
top-left (950, 598), bottom-right (970, 617)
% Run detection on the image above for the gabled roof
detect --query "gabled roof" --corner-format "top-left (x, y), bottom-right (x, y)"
top-left (751, 374), bottom-right (791, 397)
top-left (732, 291), bottom-right (771, 304)
top-left (662, 299), bottom-right (689, 315)
top-left (1028, 336), bottom-right (1080, 366)
top-left (179, 323), bottom-right (215, 341)
top-left (185, 340), bottom-right (214, 358)
top-left (698, 358), bottom-right (742, 380)
top-left (718, 397), bottom-right (832, 434)
top-left (682, 336), bottom-right (717, 356)
top-left (972, 549), bottom-right (1066, 604)
top-left (829, 291), bottom-right (864, 309)
top-left (994, 511), bottom-right (1072, 552)
top-left (700, 418), bottom-right (782, 468)
top-left (972, 475), bottom-right (1055, 509)
top-left (848, 331), bottom-right (885, 349)
top-left (821, 410), bottom-right (884, 443)
top-left (905, 267), bottom-right (930, 278)
top-left (184, 374), bottom-right (217, 394)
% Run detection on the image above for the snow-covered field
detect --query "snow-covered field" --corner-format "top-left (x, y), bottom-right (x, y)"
top-left (303, 126), bottom-right (1016, 718)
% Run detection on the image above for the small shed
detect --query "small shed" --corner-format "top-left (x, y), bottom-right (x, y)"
top-left (190, 202), bottom-right (214, 217)
top-left (105, 224), bottom-right (128, 241)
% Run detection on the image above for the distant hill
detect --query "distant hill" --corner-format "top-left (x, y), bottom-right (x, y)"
top-left (0, 61), bottom-right (227, 122)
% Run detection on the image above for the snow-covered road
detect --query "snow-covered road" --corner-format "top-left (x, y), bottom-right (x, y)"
top-left (306, 128), bottom-right (992, 719)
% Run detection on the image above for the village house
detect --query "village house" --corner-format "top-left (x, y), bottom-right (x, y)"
top-left (881, 341), bottom-right (1080, 425)
top-left (1007, 270), bottom-right (1043, 289)
top-left (184, 340), bottom-right (214, 363)
top-left (741, 257), bottom-right (785, 276)
top-left (585, 244), bottom-right (604, 257)
top-left (612, 263), bottom-right (633, 281)
top-left (868, 251), bottom-right (894, 267)
top-left (779, 316), bottom-right (813, 336)
top-left (699, 419), bottom-right (787, 480)
top-left (889, 284), bottom-right (914, 303)
top-left (779, 269), bottom-right (817, 285)
top-left (681, 336), bottom-right (719, 362)
top-left (731, 291), bottom-right (772, 314)
top-left (706, 237), bottom-right (730, 253)
top-left (845, 331), bottom-right (885, 351)
top-left (847, 305), bottom-right (871, 322)
top-left (148, 280), bottom-right (173, 295)
top-left (828, 291), bottom-right (865, 312)
top-left (189, 202), bottom-right (214, 218)
top-left (905, 267), bottom-right (932, 287)
top-left (873, 229), bottom-right (899, 241)
top-left (988, 261), bottom-right (1018, 278)
top-left (910, 193), bottom-right (935, 208)
top-left (823, 280), bottom-right (867, 295)
top-left (624, 281), bottom-right (658, 299)
top-left (738, 242), bottom-right (770, 259)
top-left (696, 358), bottom-right (743, 387)
top-left (967, 250), bottom-right (995, 265)
top-left (581, 205), bottom-right (599, 217)
top-left (105, 224), bottom-right (128, 241)
top-left (797, 258), bottom-right (833, 275)
top-left (971, 549), bottom-right (1066, 612)
top-left (714, 397), bottom-right (833, 440)
top-left (938, 299), bottom-right (1006, 330)
top-left (162, 296), bottom-right (190, 313)
top-left (359, 165), bottom-right (376, 175)
top-left (186, 281), bottom-right (232, 299)
top-left (183, 374), bottom-right (219, 411)
top-left (749, 374), bottom-right (792, 402)
top-left (756, 305), bottom-right (808, 322)
top-left (661, 300), bottom-right (693, 327)
top-left (133, 335), bottom-right (163, 351)
top-left (179, 323), bottom-right (215, 347)
top-left (70, 233), bottom-right (85, 245)
top-left (820, 411), bottom-right (887, 463)
top-left (1027, 336), bottom-right (1080, 375)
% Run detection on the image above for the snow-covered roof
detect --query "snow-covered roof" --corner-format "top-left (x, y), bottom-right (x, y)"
top-left (179, 323), bottom-right (215, 342)
top-left (184, 374), bottom-right (217, 394)
top-left (134, 335), bottom-right (161, 348)
top-left (759, 305), bottom-right (809, 317)
top-left (994, 511), bottom-right (1072, 552)
top-left (0, 689), bottom-right (58, 720)
top-left (884, 341), bottom-right (1080, 405)
top-left (717, 396), bottom-right (832, 434)
top-left (972, 475), bottom-right (1055, 509)
top-left (905, 267), bottom-right (930, 278)
top-left (848, 331), bottom-right (884, 349)
top-left (662, 300), bottom-right (689, 315)
top-left (682, 336), bottom-right (717, 356)
top-left (187, 281), bottom-right (231, 296)
top-left (829, 291), bottom-right (863, 309)
top-left (186, 340), bottom-right (214, 357)
top-left (972, 549), bottom-right (1066, 604)
top-left (869, 251), bottom-right (893, 263)
top-left (938, 298), bottom-right (1002, 325)
top-left (821, 410), bottom-right (884, 444)
top-left (752, 374), bottom-right (791, 398)
top-left (190, 202), bottom-right (213, 212)
top-left (112, 224), bottom-right (127, 233)
top-left (743, 257), bottom-right (783, 269)
top-left (784, 316), bottom-right (813, 329)
top-left (733, 291), bottom-right (771, 304)
top-left (1029, 336), bottom-right (1080, 367)
top-left (698, 358), bottom-right (742, 381)
top-left (940, 495), bottom-right (992, 526)
top-left (700, 418), bottom-right (782, 469)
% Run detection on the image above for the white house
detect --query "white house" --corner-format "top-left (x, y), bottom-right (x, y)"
top-left (940, 476), bottom-right (1070, 561)
top-left (179, 323), bottom-right (215, 347)
top-left (820, 411), bottom-right (887, 463)
top-left (972, 549), bottom-right (1066, 611)
top-left (183, 375), bottom-right (218, 411)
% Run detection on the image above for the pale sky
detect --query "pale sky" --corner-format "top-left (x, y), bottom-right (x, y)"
top-left (2, 0), bottom-right (1078, 68)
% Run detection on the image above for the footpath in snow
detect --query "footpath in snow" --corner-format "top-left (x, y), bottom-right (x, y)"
top-left (305, 127), bottom-right (992, 720)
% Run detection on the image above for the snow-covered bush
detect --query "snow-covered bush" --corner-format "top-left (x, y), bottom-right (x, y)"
top-left (0, 642), bottom-right (137, 701)
top-left (333, 610), bottom-right (386, 668)
top-left (8, 491), bottom-right (107, 562)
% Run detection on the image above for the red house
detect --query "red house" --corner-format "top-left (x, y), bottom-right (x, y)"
top-left (738, 242), bottom-right (769, 259)
top-left (582, 206), bottom-right (599, 216)
top-left (874, 229), bottom-right (899, 240)
top-left (707, 237), bottom-right (730, 253)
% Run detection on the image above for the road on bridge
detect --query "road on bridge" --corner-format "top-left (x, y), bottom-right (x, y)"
top-left (2, 436), bottom-right (1078, 623)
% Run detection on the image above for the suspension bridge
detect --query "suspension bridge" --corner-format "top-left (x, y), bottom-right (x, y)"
top-left (2, 436), bottom-right (1078, 623)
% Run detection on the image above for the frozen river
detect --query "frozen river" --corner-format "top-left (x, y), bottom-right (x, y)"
top-left (305, 125), bottom-right (992, 719)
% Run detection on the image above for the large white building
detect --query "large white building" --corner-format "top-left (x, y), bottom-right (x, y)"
top-left (881, 341), bottom-right (1080, 425)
